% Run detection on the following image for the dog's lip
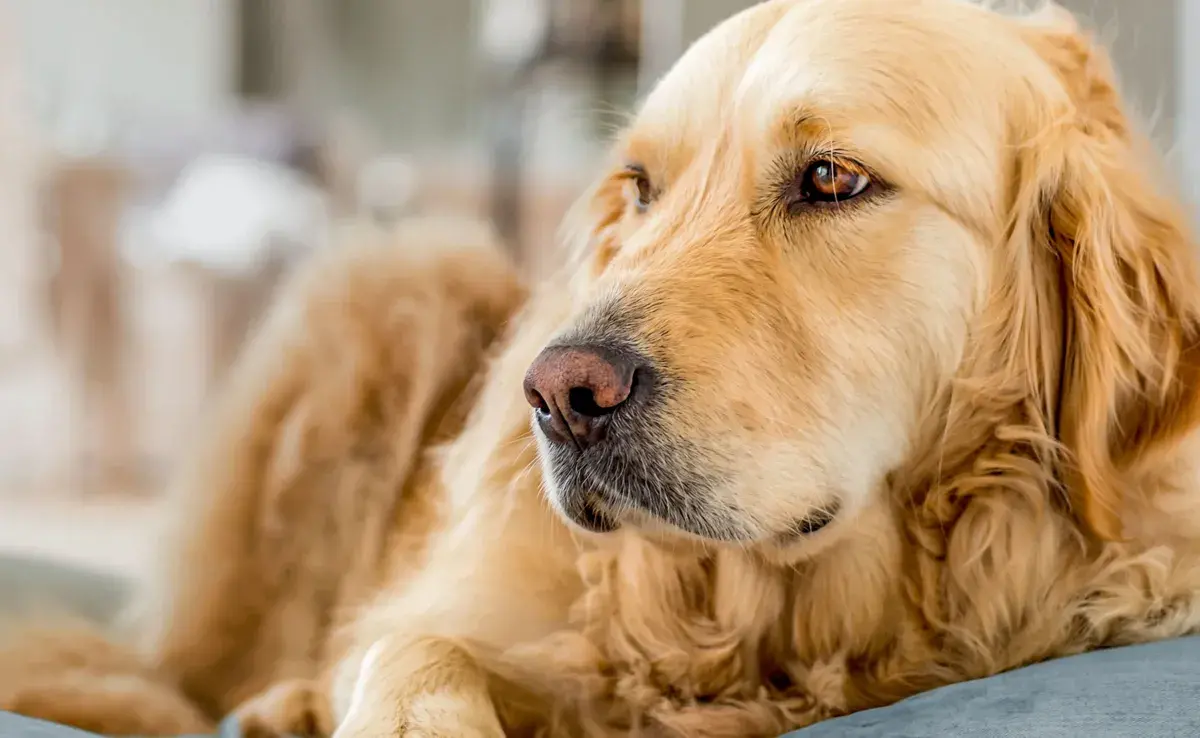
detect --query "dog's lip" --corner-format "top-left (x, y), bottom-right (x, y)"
top-left (796, 509), bottom-right (837, 534)
top-left (561, 490), bottom-right (622, 533)
top-left (776, 504), bottom-right (840, 542)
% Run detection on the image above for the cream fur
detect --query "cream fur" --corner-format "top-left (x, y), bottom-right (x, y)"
top-left (5, 2), bottom-right (1200, 737)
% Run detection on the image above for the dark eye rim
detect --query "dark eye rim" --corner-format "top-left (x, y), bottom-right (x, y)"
top-left (620, 164), bottom-right (655, 213)
top-left (786, 158), bottom-right (875, 212)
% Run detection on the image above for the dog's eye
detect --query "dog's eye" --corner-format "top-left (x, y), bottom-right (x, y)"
top-left (623, 166), bottom-right (655, 213)
top-left (791, 159), bottom-right (871, 209)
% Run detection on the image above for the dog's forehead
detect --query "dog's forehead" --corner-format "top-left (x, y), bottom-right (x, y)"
top-left (621, 0), bottom-right (1044, 237)
top-left (633, 0), bottom-right (1017, 153)
top-left (628, 1), bottom-right (790, 162)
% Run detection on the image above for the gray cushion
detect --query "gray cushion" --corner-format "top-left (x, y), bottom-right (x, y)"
top-left (0, 713), bottom-right (100, 737)
top-left (790, 635), bottom-right (1200, 737)
top-left (0, 712), bottom-right (234, 738)
top-left (0, 554), bottom-right (130, 624)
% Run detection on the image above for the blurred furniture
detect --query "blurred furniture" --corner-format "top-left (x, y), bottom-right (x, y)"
top-left (137, 152), bottom-right (326, 390)
top-left (0, 15), bottom-right (42, 360)
top-left (637, 0), bottom-right (686, 93)
top-left (480, 0), bottom-right (642, 260)
top-left (115, 117), bottom-right (334, 465)
top-left (44, 157), bottom-right (134, 493)
top-left (0, 553), bottom-right (128, 624)
top-left (24, 107), bottom-right (339, 495)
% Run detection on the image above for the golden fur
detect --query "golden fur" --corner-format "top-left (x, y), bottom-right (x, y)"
top-left (6, 1), bottom-right (1200, 736)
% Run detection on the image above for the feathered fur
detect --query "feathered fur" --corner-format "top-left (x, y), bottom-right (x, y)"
top-left (5, 2), bottom-right (1200, 737)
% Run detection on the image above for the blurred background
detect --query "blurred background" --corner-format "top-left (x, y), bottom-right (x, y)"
top-left (0, 0), bottom-right (1190, 578)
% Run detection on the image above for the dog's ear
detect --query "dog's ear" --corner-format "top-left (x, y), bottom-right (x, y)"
top-left (1010, 8), bottom-right (1200, 540)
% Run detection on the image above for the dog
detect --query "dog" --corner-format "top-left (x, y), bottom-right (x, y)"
top-left (6, 1), bottom-right (1200, 736)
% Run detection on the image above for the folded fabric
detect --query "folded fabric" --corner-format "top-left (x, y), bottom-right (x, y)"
top-left (0, 712), bottom-right (244, 738)
top-left (0, 712), bottom-right (105, 737)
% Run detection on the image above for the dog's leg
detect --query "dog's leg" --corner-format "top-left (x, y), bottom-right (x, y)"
top-left (134, 219), bottom-right (527, 726)
top-left (333, 637), bottom-right (504, 738)
top-left (233, 678), bottom-right (336, 738)
top-left (328, 289), bottom-right (586, 737)
top-left (330, 498), bottom-right (583, 738)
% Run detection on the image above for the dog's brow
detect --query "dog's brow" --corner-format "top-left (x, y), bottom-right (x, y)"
top-left (784, 110), bottom-right (821, 138)
top-left (763, 106), bottom-right (846, 152)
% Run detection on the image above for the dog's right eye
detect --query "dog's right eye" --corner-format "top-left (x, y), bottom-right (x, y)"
top-left (787, 159), bottom-right (872, 211)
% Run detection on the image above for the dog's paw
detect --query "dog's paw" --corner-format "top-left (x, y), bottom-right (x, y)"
top-left (234, 679), bottom-right (334, 738)
top-left (333, 691), bottom-right (505, 738)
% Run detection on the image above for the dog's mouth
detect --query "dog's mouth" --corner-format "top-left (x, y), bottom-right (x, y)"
top-left (778, 502), bottom-right (841, 541)
top-left (560, 489), bottom-right (621, 534)
top-left (548, 468), bottom-right (843, 545)
top-left (540, 432), bottom-right (846, 544)
top-left (537, 423), bottom-right (746, 540)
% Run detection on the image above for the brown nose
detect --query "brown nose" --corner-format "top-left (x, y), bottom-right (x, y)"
top-left (523, 345), bottom-right (637, 449)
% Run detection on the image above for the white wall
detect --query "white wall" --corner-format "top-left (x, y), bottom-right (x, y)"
top-left (8, 0), bottom-right (237, 124)
top-left (1060, 0), bottom-right (1178, 146)
top-left (1180, 0), bottom-right (1200, 202)
top-left (0, 7), bottom-right (40, 351)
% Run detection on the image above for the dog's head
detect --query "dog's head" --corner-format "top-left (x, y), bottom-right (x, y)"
top-left (524, 0), bottom-right (1200, 555)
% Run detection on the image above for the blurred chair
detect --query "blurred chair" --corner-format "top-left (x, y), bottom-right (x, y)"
top-left (479, 0), bottom-right (642, 265)
top-left (44, 156), bottom-right (135, 494)
top-left (31, 103), bottom-right (349, 495)
top-left (0, 18), bottom-right (44, 362)
top-left (130, 151), bottom-right (329, 393)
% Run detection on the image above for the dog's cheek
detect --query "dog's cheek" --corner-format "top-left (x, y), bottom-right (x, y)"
top-left (589, 224), bottom-right (622, 275)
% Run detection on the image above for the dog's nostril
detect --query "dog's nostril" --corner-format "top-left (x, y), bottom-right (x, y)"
top-left (568, 386), bottom-right (611, 418)
top-left (569, 367), bottom-right (642, 417)
top-left (528, 389), bottom-right (549, 414)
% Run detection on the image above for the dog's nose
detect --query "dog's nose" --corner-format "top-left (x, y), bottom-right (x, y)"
top-left (523, 345), bottom-right (637, 449)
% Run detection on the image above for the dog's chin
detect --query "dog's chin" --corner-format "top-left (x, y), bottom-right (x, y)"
top-left (542, 464), bottom-right (746, 542)
top-left (533, 410), bottom-right (846, 543)
top-left (550, 485), bottom-right (623, 534)
top-left (533, 419), bottom-right (743, 540)
top-left (546, 484), bottom-right (714, 541)
top-left (538, 443), bottom-right (845, 544)
top-left (548, 485), bottom-right (845, 551)
top-left (545, 486), bottom-right (848, 558)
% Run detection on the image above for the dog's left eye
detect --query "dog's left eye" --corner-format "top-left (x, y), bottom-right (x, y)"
top-left (789, 159), bottom-right (871, 210)
top-left (622, 165), bottom-right (655, 213)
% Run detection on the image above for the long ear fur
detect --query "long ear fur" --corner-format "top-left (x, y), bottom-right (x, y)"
top-left (1016, 7), bottom-right (1200, 540)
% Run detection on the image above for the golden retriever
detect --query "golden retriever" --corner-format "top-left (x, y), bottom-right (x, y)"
top-left (6, 1), bottom-right (1200, 736)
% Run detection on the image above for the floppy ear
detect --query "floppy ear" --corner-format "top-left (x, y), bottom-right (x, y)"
top-left (1014, 9), bottom-right (1200, 540)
